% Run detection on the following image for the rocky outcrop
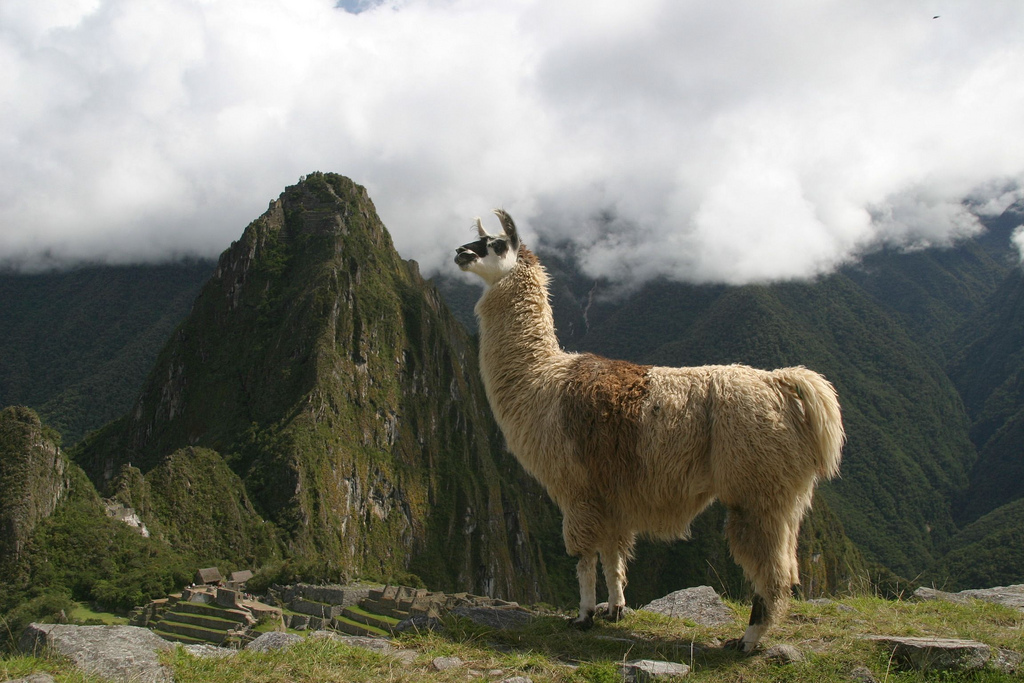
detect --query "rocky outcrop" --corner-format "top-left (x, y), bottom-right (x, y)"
top-left (864, 635), bottom-right (1020, 674)
top-left (73, 173), bottom-right (563, 603)
top-left (639, 585), bottom-right (736, 626)
top-left (19, 623), bottom-right (173, 683)
top-left (913, 584), bottom-right (1024, 612)
top-left (0, 407), bottom-right (69, 566)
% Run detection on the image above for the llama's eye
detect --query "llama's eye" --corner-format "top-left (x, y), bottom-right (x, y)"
top-left (491, 239), bottom-right (508, 256)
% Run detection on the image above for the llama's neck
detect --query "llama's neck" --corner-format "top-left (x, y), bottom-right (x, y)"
top-left (474, 249), bottom-right (564, 395)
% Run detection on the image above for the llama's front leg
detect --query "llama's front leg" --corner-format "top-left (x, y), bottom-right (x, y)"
top-left (571, 552), bottom-right (599, 629)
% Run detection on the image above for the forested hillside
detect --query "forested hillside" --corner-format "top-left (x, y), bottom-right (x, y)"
top-left (0, 261), bottom-right (215, 445)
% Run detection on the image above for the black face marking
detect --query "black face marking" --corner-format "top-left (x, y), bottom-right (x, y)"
top-left (455, 237), bottom-right (486, 266)
top-left (454, 236), bottom-right (512, 267)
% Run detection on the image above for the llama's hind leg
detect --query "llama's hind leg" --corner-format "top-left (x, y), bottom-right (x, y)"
top-left (723, 506), bottom-right (793, 653)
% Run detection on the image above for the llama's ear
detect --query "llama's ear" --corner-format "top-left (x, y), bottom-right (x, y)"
top-left (493, 209), bottom-right (520, 250)
top-left (474, 217), bottom-right (487, 237)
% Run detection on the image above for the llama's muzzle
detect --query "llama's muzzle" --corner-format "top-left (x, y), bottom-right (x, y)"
top-left (455, 247), bottom-right (478, 268)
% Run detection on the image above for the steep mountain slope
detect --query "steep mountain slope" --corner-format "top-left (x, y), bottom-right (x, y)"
top-left (0, 261), bottom-right (215, 445)
top-left (74, 173), bottom-right (567, 602)
top-left (948, 268), bottom-right (1024, 523)
top-left (0, 406), bottom-right (69, 578)
top-left (0, 407), bottom-right (189, 642)
top-left (931, 497), bottom-right (1024, 590)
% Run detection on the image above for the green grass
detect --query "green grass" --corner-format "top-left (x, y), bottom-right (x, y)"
top-left (68, 602), bottom-right (127, 625)
top-left (7, 595), bottom-right (1019, 682)
top-left (346, 605), bottom-right (401, 626)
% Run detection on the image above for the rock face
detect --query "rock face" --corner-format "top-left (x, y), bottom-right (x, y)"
top-left (19, 623), bottom-right (173, 683)
top-left (864, 636), bottom-right (995, 673)
top-left (639, 586), bottom-right (735, 626)
top-left (74, 173), bottom-right (563, 602)
top-left (0, 407), bottom-right (69, 567)
top-left (914, 584), bottom-right (1024, 612)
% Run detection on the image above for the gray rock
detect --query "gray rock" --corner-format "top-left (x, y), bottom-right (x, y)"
top-left (640, 586), bottom-right (735, 626)
top-left (498, 677), bottom-right (533, 683)
top-left (912, 587), bottom-right (971, 604)
top-left (182, 643), bottom-right (236, 659)
top-left (4, 674), bottom-right (57, 683)
top-left (993, 648), bottom-right (1022, 675)
top-left (450, 606), bottom-right (534, 630)
top-left (763, 643), bottom-right (805, 663)
top-left (327, 633), bottom-right (395, 653)
top-left (848, 665), bottom-right (877, 682)
top-left (391, 649), bottom-right (419, 666)
top-left (863, 635), bottom-right (992, 672)
top-left (432, 656), bottom-right (464, 671)
top-left (245, 631), bottom-right (304, 652)
top-left (958, 585), bottom-right (1024, 612)
top-left (913, 584), bottom-right (1024, 612)
top-left (19, 623), bottom-right (172, 683)
top-left (618, 659), bottom-right (690, 681)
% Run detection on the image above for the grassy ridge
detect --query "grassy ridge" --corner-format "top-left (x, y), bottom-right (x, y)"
top-left (3, 595), bottom-right (1021, 682)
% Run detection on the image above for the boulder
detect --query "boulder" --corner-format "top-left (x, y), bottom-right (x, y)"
top-left (245, 631), bottom-right (304, 652)
top-left (640, 586), bottom-right (735, 626)
top-left (431, 656), bottom-right (464, 671)
top-left (3, 675), bottom-right (57, 683)
top-left (618, 659), bottom-right (690, 681)
top-left (763, 643), bottom-right (805, 663)
top-left (913, 584), bottom-right (1024, 612)
top-left (19, 624), bottom-right (172, 683)
top-left (864, 635), bottom-right (992, 672)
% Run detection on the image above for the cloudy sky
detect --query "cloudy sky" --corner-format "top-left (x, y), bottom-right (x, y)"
top-left (2, 0), bottom-right (1023, 284)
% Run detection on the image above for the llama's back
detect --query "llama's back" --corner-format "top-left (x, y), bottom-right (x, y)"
top-left (640, 364), bottom-right (843, 514)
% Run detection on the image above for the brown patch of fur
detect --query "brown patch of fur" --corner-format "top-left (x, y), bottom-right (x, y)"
top-left (562, 354), bottom-right (652, 496)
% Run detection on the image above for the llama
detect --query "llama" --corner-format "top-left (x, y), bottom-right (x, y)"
top-left (454, 210), bottom-right (844, 652)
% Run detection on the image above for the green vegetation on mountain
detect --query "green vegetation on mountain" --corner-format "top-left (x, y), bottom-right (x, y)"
top-left (0, 260), bottom-right (214, 446)
top-left (72, 173), bottom-right (567, 604)
top-left (0, 407), bottom-right (189, 648)
top-left (948, 269), bottom-right (1024, 523)
top-left (931, 497), bottom-right (1024, 590)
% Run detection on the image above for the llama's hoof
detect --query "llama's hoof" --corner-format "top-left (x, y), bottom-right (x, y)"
top-left (722, 638), bottom-right (759, 654)
top-left (568, 614), bottom-right (594, 630)
top-left (602, 605), bottom-right (632, 622)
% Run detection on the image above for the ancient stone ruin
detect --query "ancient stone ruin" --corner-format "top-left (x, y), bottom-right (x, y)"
top-left (265, 583), bottom-right (528, 637)
top-left (130, 580), bottom-right (530, 647)
top-left (130, 585), bottom-right (282, 647)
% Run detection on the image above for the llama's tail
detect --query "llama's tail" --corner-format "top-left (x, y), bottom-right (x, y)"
top-left (784, 367), bottom-right (845, 480)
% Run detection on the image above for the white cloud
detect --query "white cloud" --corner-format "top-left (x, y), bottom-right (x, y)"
top-left (1, 0), bottom-right (1023, 284)
top-left (1013, 226), bottom-right (1024, 265)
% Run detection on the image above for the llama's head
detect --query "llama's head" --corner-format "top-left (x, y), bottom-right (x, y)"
top-left (454, 209), bottom-right (521, 286)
